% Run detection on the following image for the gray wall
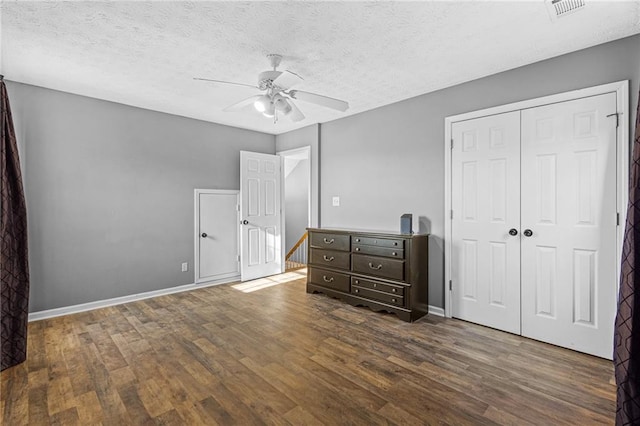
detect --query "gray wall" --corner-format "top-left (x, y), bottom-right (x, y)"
top-left (284, 158), bottom-right (310, 252)
top-left (7, 82), bottom-right (275, 312)
top-left (276, 124), bottom-right (320, 227)
top-left (8, 35), bottom-right (639, 313)
top-left (319, 34), bottom-right (640, 310)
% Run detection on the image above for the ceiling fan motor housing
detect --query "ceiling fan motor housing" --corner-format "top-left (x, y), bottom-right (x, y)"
top-left (258, 70), bottom-right (282, 90)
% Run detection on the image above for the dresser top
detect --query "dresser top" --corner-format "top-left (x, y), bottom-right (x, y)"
top-left (307, 227), bottom-right (429, 238)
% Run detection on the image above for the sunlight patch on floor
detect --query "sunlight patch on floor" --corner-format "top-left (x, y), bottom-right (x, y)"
top-left (232, 268), bottom-right (307, 293)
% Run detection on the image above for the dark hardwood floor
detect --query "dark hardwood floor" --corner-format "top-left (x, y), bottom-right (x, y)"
top-left (1, 268), bottom-right (615, 425)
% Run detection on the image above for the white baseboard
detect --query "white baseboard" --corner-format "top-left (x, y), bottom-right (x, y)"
top-left (198, 274), bottom-right (241, 286)
top-left (428, 305), bottom-right (445, 317)
top-left (28, 275), bottom-right (239, 322)
top-left (29, 275), bottom-right (444, 322)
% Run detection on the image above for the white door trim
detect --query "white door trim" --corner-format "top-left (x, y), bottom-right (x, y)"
top-left (444, 80), bottom-right (630, 318)
top-left (194, 189), bottom-right (240, 284)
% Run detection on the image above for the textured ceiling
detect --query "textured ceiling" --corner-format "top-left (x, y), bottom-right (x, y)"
top-left (2, 1), bottom-right (640, 135)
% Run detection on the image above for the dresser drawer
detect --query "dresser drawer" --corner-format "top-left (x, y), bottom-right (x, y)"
top-left (309, 268), bottom-right (350, 293)
top-left (310, 232), bottom-right (350, 251)
top-left (351, 277), bottom-right (405, 297)
top-left (352, 236), bottom-right (404, 249)
top-left (352, 254), bottom-right (404, 281)
top-left (352, 285), bottom-right (404, 307)
top-left (310, 248), bottom-right (350, 270)
top-left (353, 244), bottom-right (404, 259)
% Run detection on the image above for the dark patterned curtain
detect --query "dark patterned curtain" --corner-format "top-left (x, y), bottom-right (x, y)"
top-left (616, 89), bottom-right (640, 424)
top-left (0, 77), bottom-right (30, 371)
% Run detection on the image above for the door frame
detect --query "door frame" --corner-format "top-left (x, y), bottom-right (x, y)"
top-left (194, 189), bottom-right (240, 284)
top-left (444, 80), bottom-right (629, 318)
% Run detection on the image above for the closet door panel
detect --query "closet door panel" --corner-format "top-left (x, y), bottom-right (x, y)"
top-left (451, 111), bottom-right (521, 334)
top-left (520, 92), bottom-right (618, 359)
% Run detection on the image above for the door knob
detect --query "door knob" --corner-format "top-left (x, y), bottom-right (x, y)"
top-left (241, 220), bottom-right (249, 225)
top-left (523, 229), bottom-right (533, 237)
top-left (201, 233), bottom-right (207, 238)
top-left (508, 228), bottom-right (518, 236)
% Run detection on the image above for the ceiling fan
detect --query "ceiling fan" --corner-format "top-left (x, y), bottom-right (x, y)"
top-left (194, 54), bottom-right (349, 123)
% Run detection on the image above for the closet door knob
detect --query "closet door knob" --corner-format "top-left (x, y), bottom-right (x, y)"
top-left (201, 233), bottom-right (207, 238)
top-left (508, 228), bottom-right (518, 236)
top-left (523, 229), bottom-right (533, 237)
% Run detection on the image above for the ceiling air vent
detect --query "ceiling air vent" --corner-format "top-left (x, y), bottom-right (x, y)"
top-left (546, 0), bottom-right (586, 20)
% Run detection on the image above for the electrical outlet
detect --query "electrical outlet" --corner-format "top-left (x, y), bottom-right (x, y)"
top-left (332, 196), bottom-right (340, 207)
top-left (181, 262), bottom-right (188, 272)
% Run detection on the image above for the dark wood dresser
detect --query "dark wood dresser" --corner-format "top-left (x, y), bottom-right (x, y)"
top-left (306, 228), bottom-right (429, 322)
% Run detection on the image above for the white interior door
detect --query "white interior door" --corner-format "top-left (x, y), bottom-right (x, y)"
top-left (195, 190), bottom-right (240, 284)
top-left (520, 93), bottom-right (618, 359)
top-left (240, 151), bottom-right (283, 281)
top-left (451, 111), bottom-right (522, 334)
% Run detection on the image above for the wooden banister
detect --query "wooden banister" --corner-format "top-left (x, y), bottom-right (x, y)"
top-left (286, 232), bottom-right (308, 260)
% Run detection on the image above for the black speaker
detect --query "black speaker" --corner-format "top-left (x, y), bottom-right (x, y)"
top-left (400, 214), bottom-right (413, 234)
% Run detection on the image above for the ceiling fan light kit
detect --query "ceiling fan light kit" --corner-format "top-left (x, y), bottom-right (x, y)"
top-left (195, 53), bottom-right (349, 124)
top-left (262, 101), bottom-right (276, 118)
top-left (253, 95), bottom-right (270, 112)
top-left (274, 95), bottom-right (292, 115)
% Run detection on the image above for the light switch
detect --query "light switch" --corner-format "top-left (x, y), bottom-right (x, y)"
top-left (332, 196), bottom-right (340, 207)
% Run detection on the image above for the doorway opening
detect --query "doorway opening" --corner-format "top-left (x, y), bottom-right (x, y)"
top-left (278, 146), bottom-right (311, 270)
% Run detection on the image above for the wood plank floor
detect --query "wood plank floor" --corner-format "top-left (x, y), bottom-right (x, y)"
top-left (2, 268), bottom-right (615, 425)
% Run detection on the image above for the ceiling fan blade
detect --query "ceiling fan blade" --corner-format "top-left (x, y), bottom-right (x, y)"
top-left (287, 100), bottom-right (305, 122)
top-left (289, 90), bottom-right (349, 112)
top-left (273, 70), bottom-right (303, 90)
top-left (223, 95), bottom-right (262, 112)
top-left (194, 77), bottom-right (258, 89)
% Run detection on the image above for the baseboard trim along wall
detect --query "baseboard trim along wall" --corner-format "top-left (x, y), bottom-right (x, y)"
top-left (28, 275), bottom-right (240, 322)
top-left (29, 275), bottom-right (446, 321)
top-left (428, 305), bottom-right (445, 317)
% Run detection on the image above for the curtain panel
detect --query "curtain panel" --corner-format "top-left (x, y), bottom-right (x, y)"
top-left (616, 89), bottom-right (640, 424)
top-left (0, 78), bottom-right (30, 371)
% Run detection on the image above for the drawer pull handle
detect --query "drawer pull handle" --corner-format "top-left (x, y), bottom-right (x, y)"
top-left (394, 242), bottom-right (398, 246)
top-left (368, 262), bottom-right (383, 270)
top-left (355, 238), bottom-right (360, 242)
top-left (373, 284), bottom-right (377, 288)
top-left (392, 252), bottom-right (397, 256)
top-left (355, 247), bottom-right (360, 251)
top-left (392, 288), bottom-right (397, 293)
top-left (354, 280), bottom-right (359, 284)
top-left (392, 298), bottom-right (396, 303)
top-left (323, 255), bottom-right (335, 262)
top-left (322, 276), bottom-right (334, 283)
top-left (355, 289), bottom-right (359, 293)
top-left (323, 238), bottom-right (335, 244)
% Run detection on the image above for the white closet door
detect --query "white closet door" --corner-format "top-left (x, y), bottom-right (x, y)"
top-left (520, 93), bottom-right (618, 359)
top-left (451, 111), bottom-right (522, 334)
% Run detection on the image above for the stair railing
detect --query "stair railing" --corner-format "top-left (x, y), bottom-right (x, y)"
top-left (285, 232), bottom-right (308, 270)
